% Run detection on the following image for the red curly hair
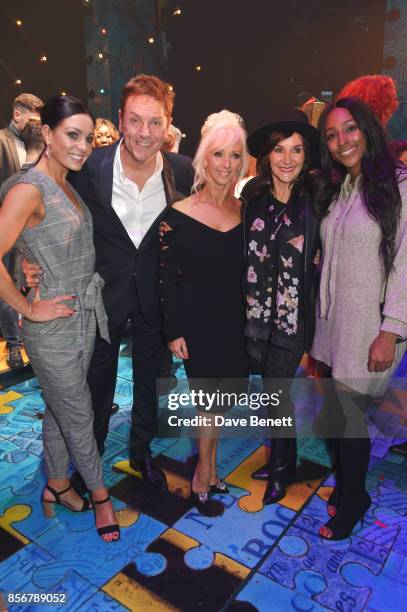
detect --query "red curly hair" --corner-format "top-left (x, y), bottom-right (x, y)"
top-left (336, 74), bottom-right (398, 127)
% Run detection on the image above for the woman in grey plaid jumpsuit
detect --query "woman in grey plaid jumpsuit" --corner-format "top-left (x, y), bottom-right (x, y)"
top-left (0, 96), bottom-right (119, 542)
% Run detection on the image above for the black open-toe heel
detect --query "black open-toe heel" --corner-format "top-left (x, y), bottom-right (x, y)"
top-left (319, 491), bottom-right (371, 541)
top-left (42, 484), bottom-right (91, 518)
top-left (209, 479), bottom-right (229, 494)
top-left (327, 487), bottom-right (342, 517)
top-left (92, 496), bottom-right (120, 541)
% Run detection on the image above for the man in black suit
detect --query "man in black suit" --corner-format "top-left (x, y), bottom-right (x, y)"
top-left (26, 75), bottom-right (193, 491)
top-left (76, 75), bottom-right (193, 491)
top-left (0, 93), bottom-right (43, 369)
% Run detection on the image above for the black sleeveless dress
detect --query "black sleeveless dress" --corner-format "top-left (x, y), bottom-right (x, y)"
top-left (159, 208), bottom-right (249, 386)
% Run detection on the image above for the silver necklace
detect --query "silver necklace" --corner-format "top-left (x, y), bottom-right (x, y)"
top-left (270, 205), bottom-right (286, 241)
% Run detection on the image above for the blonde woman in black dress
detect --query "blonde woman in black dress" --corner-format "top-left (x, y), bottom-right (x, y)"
top-left (159, 110), bottom-right (249, 514)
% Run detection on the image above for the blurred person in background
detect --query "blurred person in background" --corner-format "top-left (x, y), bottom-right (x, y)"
top-left (389, 140), bottom-right (407, 167)
top-left (94, 118), bottom-right (120, 148)
top-left (0, 93), bottom-right (43, 369)
top-left (336, 75), bottom-right (399, 128)
top-left (162, 124), bottom-right (182, 153)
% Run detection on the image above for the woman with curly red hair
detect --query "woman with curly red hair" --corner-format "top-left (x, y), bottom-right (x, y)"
top-left (336, 74), bottom-right (398, 127)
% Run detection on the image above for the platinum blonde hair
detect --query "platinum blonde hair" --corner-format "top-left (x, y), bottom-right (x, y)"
top-left (192, 109), bottom-right (248, 193)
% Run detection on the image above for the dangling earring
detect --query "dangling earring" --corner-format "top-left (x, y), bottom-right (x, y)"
top-left (44, 143), bottom-right (51, 159)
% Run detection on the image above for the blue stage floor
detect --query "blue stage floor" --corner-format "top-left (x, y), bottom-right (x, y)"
top-left (0, 348), bottom-right (406, 611)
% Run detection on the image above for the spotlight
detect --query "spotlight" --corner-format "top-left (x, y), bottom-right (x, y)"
top-left (173, 7), bottom-right (182, 16)
top-left (61, 91), bottom-right (67, 96)
top-left (81, 0), bottom-right (91, 5)
top-left (169, 85), bottom-right (173, 91)
top-left (15, 79), bottom-right (22, 85)
top-left (181, 133), bottom-right (186, 138)
top-left (99, 88), bottom-right (105, 95)
top-left (148, 37), bottom-right (155, 44)
top-left (97, 52), bottom-right (104, 60)
top-left (100, 26), bottom-right (108, 36)
top-left (195, 65), bottom-right (202, 71)
top-left (16, 19), bottom-right (22, 26)
top-left (40, 55), bottom-right (47, 62)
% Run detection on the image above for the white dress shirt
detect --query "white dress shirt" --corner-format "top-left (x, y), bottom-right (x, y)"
top-left (112, 141), bottom-right (166, 248)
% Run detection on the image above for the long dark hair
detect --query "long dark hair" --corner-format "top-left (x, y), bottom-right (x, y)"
top-left (41, 95), bottom-right (94, 129)
top-left (313, 96), bottom-right (402, 277)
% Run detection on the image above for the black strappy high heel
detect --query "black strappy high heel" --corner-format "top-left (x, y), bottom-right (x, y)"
top-left (42, 484), bottom-right (91, 518)
top-left (319, 490), bottom-right (371, 541)
top-left (92, 495), bottom-right (120, 541)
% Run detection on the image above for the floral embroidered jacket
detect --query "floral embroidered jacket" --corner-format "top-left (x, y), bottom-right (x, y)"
top-left (241, 178), bottom-right (320, 353)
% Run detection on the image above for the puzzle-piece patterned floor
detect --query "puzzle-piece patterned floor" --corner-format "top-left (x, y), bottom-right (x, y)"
top-left (0, 350), bottom-right (406, 610)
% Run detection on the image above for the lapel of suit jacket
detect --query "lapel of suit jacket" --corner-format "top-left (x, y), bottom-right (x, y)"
top-left (161, 152), bottom-right (177, 206)
top-left (137, 153), bottom-right (177, 252)
top-left (5, 128), bottom-right (21, 172)
top-left (98, 141), bottom-right (117, 209)
top-left (97, 141), bottom-right (138, 254)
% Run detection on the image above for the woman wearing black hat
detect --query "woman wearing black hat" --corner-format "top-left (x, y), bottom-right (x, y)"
top-left (242, 109), bottom-right (320, 505)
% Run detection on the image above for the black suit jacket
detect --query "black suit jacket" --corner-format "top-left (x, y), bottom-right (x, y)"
top-left (0, 127), bottom-right (21, 187)
top-left (68, 143), bottom-right (193, 325)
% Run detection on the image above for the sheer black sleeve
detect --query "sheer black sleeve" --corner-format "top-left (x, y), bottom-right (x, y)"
top-left (159, 228), bottom-right (183, 342)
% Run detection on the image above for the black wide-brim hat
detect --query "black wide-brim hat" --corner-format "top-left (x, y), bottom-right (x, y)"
top-left (247, 108), bottom-right (320, 167)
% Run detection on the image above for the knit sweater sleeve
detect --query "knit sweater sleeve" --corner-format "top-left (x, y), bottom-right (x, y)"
top-left (380, 181), bottom-right (407, 339)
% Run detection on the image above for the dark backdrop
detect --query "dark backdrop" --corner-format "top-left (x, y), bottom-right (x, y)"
top-left (167, 0), bottom-right (387, 156)
top-left (0, 0), bottom-right (87, 125)
top-left (0, 0), bottom-right (387, 151)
